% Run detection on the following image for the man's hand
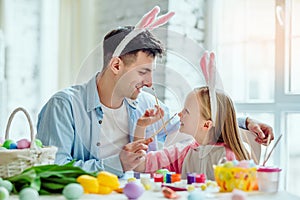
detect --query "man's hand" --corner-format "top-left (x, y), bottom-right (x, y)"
top-left (137, 105), bottom-right (164, 127)
top-left (246, 117), bottom-right (274, 145)
top-left (120, 138), bottom-right (153, 172)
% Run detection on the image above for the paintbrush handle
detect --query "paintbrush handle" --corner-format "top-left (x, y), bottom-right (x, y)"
top-left (263, 134), bottom-right (283, 166)
top-left (149, 113), bottom-right (177, 138)
top-left (152, 87), bottom-right (168, 134)
top-left (263, 134), bottom-right (271, 166)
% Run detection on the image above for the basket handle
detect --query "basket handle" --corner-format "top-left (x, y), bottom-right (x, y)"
top-left (5, 107), bottom-right (34, 142)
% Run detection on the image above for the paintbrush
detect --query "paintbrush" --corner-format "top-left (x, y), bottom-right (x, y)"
top-left (150, 113), bottom-right (177, 138)
top-left (262, 134), bottom-right (271, 166)
top-left (152, 87), bottom-right (168, 134)
top-left (263, 134), bottom-right (283, 166)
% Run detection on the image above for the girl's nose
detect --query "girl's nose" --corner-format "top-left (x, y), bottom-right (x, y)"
top-left (178, 112), bottom-right (183, 118)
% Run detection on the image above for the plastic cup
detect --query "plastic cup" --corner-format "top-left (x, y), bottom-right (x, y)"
top-left (257, 167), bottom-right (282, 193)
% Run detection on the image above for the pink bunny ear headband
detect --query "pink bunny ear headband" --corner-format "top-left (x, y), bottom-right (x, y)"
top-left (200, 51), bottom-right (224, 126)
top-left (112, 6), bottom-right (175, 57)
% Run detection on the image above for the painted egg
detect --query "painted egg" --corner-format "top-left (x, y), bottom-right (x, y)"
top-left (34, 139), bottom-right (43, 148)
top-left (62, 183), bottom-right (84, 200)
top-left (0, 186), bottom-right (9, 200)
top-left (2, 140), bottom-right (14, 149)
top-left (0, 180), bottom-right (13, 193)
top-left (17, 139), bottom-right (31, 149)
top-left (19, 187), bottom-right (39, 200)
top-left (188, 191), bottom-right (205, 200)
top-left (123, 182), bottom-right (144, 199)
top-left (9, 143), bottom-right (17, 149)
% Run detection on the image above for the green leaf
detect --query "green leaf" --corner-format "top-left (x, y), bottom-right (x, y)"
top-left (5, 161), bottom-right (96, 194)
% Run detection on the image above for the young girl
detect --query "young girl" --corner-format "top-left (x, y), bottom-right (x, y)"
top-left (133, 53), bottom-right (250, 180)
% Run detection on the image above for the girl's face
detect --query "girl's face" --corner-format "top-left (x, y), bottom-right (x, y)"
top-left (178, 91), bottom-right (210, 143)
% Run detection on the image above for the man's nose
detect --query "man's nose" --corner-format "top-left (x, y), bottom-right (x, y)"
top-left (143, 74), bottom-right (153, 87)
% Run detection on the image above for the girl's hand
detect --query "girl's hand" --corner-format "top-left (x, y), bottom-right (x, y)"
top-left (137, 105), bottom-right (165, 127)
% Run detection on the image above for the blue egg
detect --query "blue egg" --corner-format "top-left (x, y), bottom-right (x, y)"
top-left (188, 191), bottom-right (205, 200)
top-left (62, 183), bottom-right (84, 200)
top-left (9, 143), bottom-right (17, 149)
top-left (232, 159), bottom-right (239, 166)
top-left (19, 188), bottom-right (39, 200)
top-left (249, 159), bottom-right (256, 167)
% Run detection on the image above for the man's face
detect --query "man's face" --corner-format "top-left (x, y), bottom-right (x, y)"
top-left (117, 51), bottom-right (155, 100)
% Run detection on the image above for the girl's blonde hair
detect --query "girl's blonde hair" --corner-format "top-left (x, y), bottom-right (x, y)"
top-left (194, 86), bottom-right (250, 160)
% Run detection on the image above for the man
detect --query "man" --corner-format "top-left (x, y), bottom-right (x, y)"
top-left (37, 26), bottom-right (273, 177)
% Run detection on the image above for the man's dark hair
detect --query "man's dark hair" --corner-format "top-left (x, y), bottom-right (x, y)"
top-left (102, 26), bottom-right (164, 69)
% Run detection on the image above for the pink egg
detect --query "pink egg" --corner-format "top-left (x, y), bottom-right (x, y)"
top-left (123, 182), bottom-right (144, 200)
top-left (17, 138), bottom-right (31, 149)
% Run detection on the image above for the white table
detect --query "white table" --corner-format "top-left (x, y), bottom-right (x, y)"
top-left (9, 190), bottom-right (300, 200)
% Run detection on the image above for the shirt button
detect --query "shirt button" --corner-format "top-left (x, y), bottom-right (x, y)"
top-left (96, 142), bottom-right (101, 146)
top-left (98, 120), bottom-right (102, 124)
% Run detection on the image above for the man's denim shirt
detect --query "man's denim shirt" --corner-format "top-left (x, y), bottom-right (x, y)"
top-left (36, 74), bottom-right (180, 177)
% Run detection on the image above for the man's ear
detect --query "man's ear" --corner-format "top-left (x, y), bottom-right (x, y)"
top-left (109, 57), bottom-right (123, 75)
top-left (203, 120), bottom-right (213, 130)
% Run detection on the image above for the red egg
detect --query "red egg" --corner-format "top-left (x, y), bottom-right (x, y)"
top-left (17, 138), bottom-right (31, 149)
top-left (123, 182), bottom-right (144, 199)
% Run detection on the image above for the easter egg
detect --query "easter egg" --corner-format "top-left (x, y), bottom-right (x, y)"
top-left (232, 159), bottom-right (239, 166)
top-left (17, 139), bottom-right (31, 149)
top-left (2, 140), bottom-right (14, 149)
top-left (34, 139), bottom-right (43, 148)
top-left (123, 182), bottom-right (144, 200)
top-left (188, 191), bottom-right (205, 200)
top-left (0, 186), bottom-right (9, 200)
top-left (19, 188), bottom-right (39, 200)
top-left (223, 161), bottom-right (234, 168)
top-left (0, 180), bottom-right (13, 193)
top-left (62, 183), bottom-right (83, 200)
top-left (9, 143), bottom-right (17, 149)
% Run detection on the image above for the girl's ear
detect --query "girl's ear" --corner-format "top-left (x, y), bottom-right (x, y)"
top-left (203, 120), bottom-right (213, 130)
top-left (109, 57), bottom-right (123, 75)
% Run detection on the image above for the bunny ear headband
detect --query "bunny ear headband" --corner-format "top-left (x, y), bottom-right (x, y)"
top-left (112, 6), bottom-right (175, 57)
top-left (200, 51), bottom-right (224, 126)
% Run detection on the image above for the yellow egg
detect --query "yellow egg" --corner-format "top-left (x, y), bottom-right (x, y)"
top-left (187, 185), bottom-right (195, 192)
top-left (200, 184), bottom-right (207, 191)
top-left (127, 177), bottom-right (136, 182)
top-left (143, 184), bottom-right (152, 191)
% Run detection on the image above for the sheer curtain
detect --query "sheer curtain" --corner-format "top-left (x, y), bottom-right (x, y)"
top-left (57, 0), bottom-right (98, 88)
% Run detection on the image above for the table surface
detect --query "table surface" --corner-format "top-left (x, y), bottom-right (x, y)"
top-left (8, 190), bottom-right (300, 200)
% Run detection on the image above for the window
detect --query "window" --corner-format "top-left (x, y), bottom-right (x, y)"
top-left (163, 0), bottom-right (300, 196)
top-left (207, 0), bottom-right (300, 196)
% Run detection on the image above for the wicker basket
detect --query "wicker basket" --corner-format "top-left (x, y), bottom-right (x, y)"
top-left (0, 107), bottom-right (57, 178)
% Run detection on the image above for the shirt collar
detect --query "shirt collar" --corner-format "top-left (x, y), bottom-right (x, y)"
top-left (86, 74), bottom-right (101, 112)
top-left (124, 97), bottom-right (138, 109)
